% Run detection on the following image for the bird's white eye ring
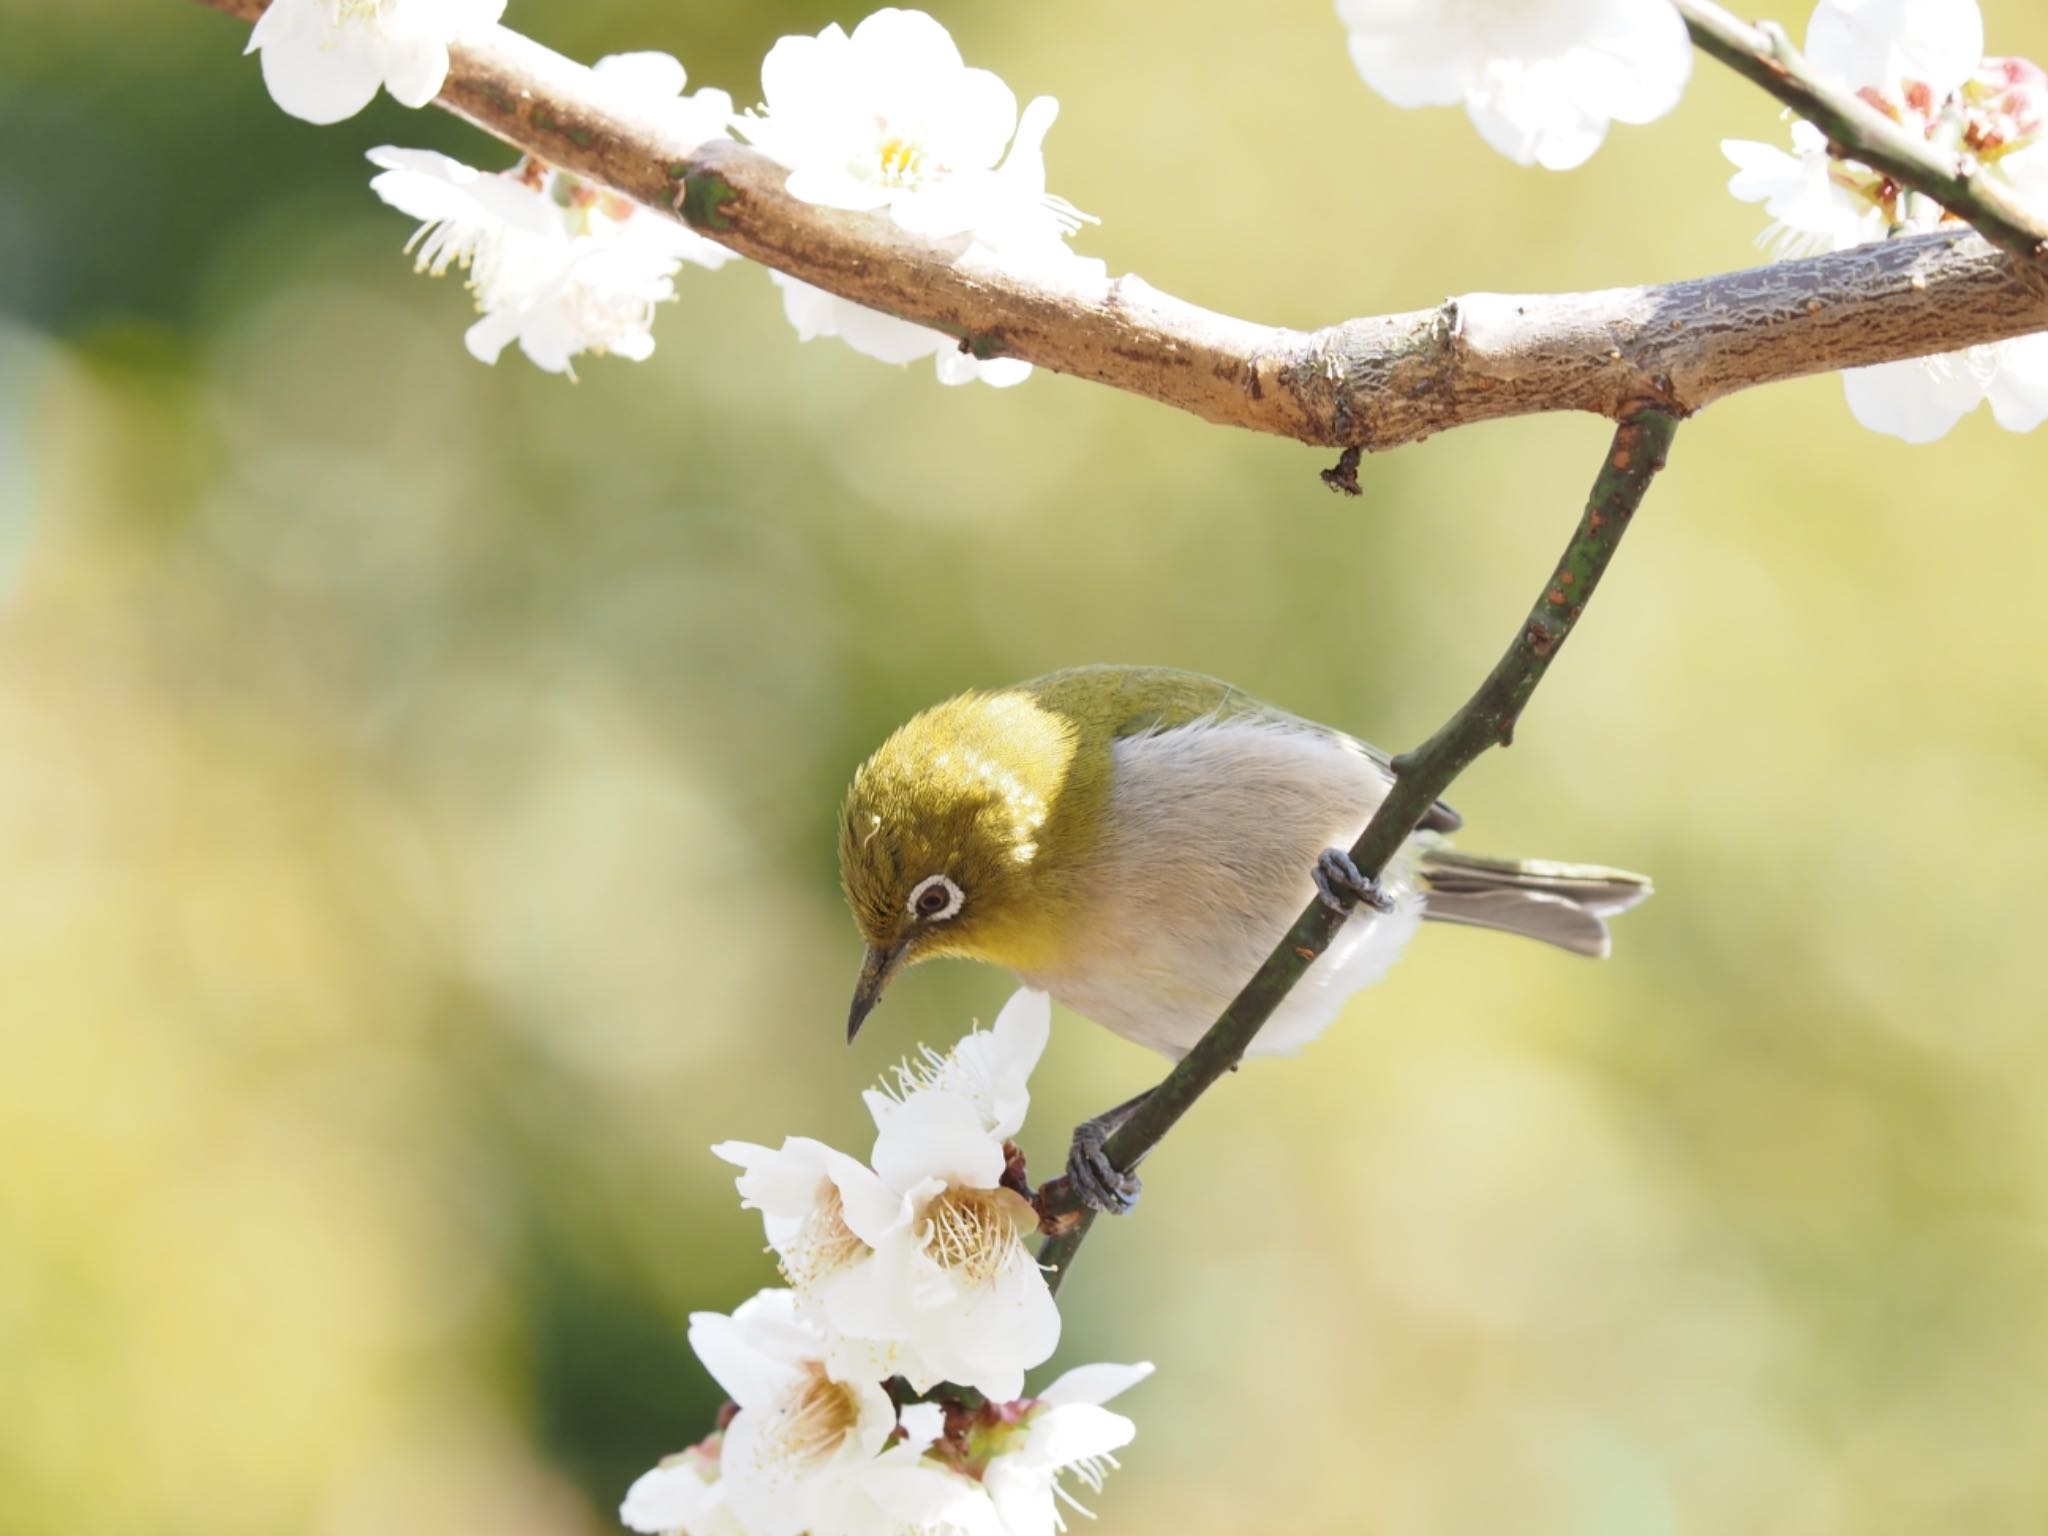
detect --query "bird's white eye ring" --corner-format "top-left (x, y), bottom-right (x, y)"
top-left (908, 873), bottom-right (964, 922)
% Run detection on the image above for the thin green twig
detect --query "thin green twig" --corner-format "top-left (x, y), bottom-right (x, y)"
top-left (1034, 410), bottom-right (1684, 1291)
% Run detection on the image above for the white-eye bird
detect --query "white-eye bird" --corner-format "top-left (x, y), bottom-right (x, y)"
top-left (838, 665), bottom-right (1651, 1211)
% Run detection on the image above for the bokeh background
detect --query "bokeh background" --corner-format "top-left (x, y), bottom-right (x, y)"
top-left (6, 2), bottom-right (2048, 1533)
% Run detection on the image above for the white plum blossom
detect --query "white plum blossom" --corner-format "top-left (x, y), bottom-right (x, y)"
top-left (366, 145), bottom-right (563, 277)
top-left (712, 1136), bottom-right (880, 1290)
top-left (615, 1349), bottom-right (1155, 1536)
top-left (866, 988), bottom-right (1050, 1141)
top-left (836, 990), bottom-right (1058, 1400)
top-left (831, 1085), bottom-right (1061, 1402)
top-left (742, 11), bottom-right (1098, 387)
top-left (713, 1132), bottom-right (942, 1388)
top-left (717, 991), bottom-right (1060, 1400)
top-left (456, 228), bottom-right (682, 374)
top-left (979, 1362), bottom-right (1154, 1536)
top-left (681, 1291), bottom-right (903, 1536)
top-left (629, 992), bottom-right (1147, 1536)
top-left (620, 1439), bottom-right (746, 1536)
top-left (1722, 0), bottom-right (2048, 440)
top-left (746, 8), bottom-right (1023, 238)
top-left (246, 0), bottom-right (506, 125)
top-left (622, 1298), bottom-right (1007, 1536)
top-left (831, 1403), bottom-right (1004, 1536)
top-left (1837, 332), bottom-right (2048, 441)
top-left (1335, 0), bottom-right (1693, 170)
top-left (368, 145), bottom-right (671, 374)
top-left (1722, 121), bottom-right (1892, 257)
top-left (365, 54), bottom-right (736, 376)
top-left (624, 1401), bottom-right (1005, 1536)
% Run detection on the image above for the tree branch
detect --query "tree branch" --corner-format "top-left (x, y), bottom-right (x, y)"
top-left (190, 0), bottom-right (2048, 452)
top-left (1677, 0), bottom-right (2048, 266)
top-left (1032, 410), bottom-right (1682, 1289)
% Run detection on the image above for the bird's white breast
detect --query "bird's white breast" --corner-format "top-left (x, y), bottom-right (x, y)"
top-left (1016, 716), bottom-right (1425, 1060)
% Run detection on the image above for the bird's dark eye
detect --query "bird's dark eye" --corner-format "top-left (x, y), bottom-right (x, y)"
top-left (908, 873), bottom-right (964, 922)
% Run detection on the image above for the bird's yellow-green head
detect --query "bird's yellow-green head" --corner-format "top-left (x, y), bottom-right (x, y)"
top-left (838, 687), bottom-right (1097, 1040)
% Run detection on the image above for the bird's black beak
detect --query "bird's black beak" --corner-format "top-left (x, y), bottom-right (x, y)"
top-left (847, 942), bottom-right (905, 1042)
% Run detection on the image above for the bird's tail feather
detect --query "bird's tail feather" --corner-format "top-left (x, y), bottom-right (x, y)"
top-left (1417, 849), bottom-right (1653, 959)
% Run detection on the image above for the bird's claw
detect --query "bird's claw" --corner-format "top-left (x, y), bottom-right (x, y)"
top-left (1314, 847), bottom-right (1395, 914)
top-left (1066, 1122), bottom-right (1142, 1216)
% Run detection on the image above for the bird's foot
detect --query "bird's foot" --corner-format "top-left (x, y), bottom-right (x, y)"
top-left (1314, 847), bottom-right (1395, 914)
top-left (1066, 1120), bottom-right (1142, 1216)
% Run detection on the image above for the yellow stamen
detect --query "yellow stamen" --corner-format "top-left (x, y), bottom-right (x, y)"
top-left (765, 1361), bottom-right (861, 1468)
top-left (874, 135), bottom-right (928, 187)
top-left (779, 1189), bottom-right (870, 1293)
top-left (921, 1187), bottom-right (1031, 1286)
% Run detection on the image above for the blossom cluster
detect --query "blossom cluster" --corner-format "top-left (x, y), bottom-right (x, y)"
top-left (1723, 0), bottom-right (2048, 441)
top-left (741, 10), bottom-right (1102, 389)
top-left (237, 0), bottom-right (2048, 429)
top-left (366, 53), bottom-right (736, 377)
top-left (619, 991), bottom-right (1151, 1536)
top-left (245, 2), bottom-right (1094, 385)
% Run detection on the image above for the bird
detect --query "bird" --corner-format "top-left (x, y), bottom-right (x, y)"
top-left (837, 664), bottom-right (1651, 1212)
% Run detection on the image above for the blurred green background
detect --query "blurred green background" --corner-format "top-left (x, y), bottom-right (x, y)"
top-left (6, 2), bottom-right (2048, 1533)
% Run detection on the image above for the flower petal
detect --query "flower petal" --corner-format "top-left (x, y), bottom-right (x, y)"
top-left (377, 35), bottom-right (451, 108)
top-left (712, 1136), bottom-right (835, 1223)
top-left (595, 49), bottom-right (689, 100)
top-left (1037, 1359), bottom-right (1154, 1408)
top-left (718, 1407), bottom-right (808, 1536)
top-left (932, 1243), bottom-right (1061, 1400)
top-left (257, 19), bottom-right (385, 125)
top-left (965, 987), bottom-right (1050, 1137)
top-left (1841, 352), bottom-right (1984, 441)
top-left (1020, 1402), bottom-right (1137, 1469)
top-left (770, 274), bottom-right (948, 364)
top-left (1338, 0), bottom-right (1472, 109)
top-left (985, 1461), bottom-right (1060, 1536)
top-left (847, 1465), bottom-right (1005, 1536)
top-left (1986, 332), bottom-right (2048, 433)
top-left (687, 1300), bottom-right (805, 1410)
top-left (825, 1152), bottom-right (916, 1246)
top-left (463, 308), bottom-right (522, 366)
top-left (935, 349), bottom-right (1034, 388)
top-left (1806, 0), bottom-right (1984, 95)
top-left (620, 1458), bottom-right (722, 1535)
top-left (872, 1089), bottom-right (1006, 1191)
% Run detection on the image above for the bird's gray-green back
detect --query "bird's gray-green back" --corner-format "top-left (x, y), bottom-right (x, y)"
top-left (1014, 665), bottom-right (1461, 834)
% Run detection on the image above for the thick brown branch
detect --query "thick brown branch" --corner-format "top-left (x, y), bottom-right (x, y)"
top-left (191, 0), bottom-right (2048, 449)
